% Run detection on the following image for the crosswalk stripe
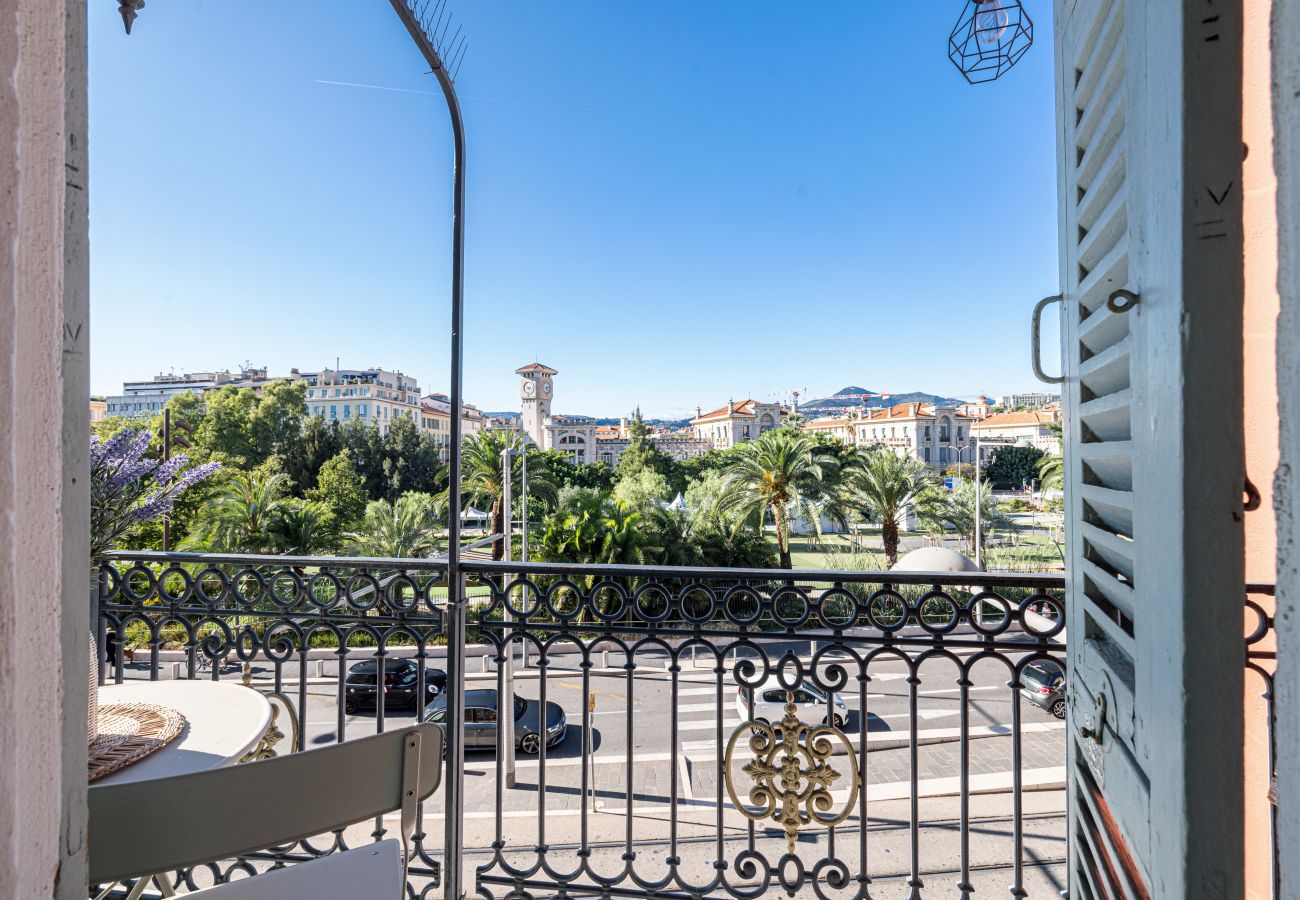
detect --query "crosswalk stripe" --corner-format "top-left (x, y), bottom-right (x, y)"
top-left (680, 720), bottom-right (1064, 753)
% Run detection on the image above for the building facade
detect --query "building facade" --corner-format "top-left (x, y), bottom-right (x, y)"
top-left (994, 391), bottom-right (1059, 409)
top-left (516, 364), bottom-right (710, 464)
top-left (690, 399), bottom-right (784, 449)
top-left (969, 410), bottom-right (1062, 458)
top-left (420, 394), bottom-right (487, 461)
top-left (804, 402), bottom-right (975, 468)
top-left (297, 367), bottom-right (420, 437)
top-left (104, 367), bottom-right (271, 418)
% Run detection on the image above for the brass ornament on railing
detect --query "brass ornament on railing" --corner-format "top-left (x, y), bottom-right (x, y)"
top-left (723, 694), bottom-right (860, 853)
top-left (239, 663), bottom-right (300, 761)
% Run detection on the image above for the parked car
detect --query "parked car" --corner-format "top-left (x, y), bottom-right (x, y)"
top-left (1019, 659), bottom-right (1066, 718)
top-left (735, 678), bottom-right (849, 729)
top-left (424, 688), bottom-right (567, 754)
top-left (343, 658), bottom-right (447, 714)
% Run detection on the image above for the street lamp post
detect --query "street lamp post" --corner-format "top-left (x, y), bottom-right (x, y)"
top-left (386, 3), bottom-right (469, 896)
top-left (974, 434), bottom-right (982, 568)
top-left (501, 450), bottom-right (517, 788)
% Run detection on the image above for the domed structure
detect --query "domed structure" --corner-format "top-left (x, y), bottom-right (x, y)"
top-left (891, 546), bottom-right (982, 573)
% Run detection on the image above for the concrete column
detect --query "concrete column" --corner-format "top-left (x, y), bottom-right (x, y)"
top-left (1241, 3), bottom-right (1279, 896)
top-left (1272, 2), bottom-right (1300, 895)
top-left (0, 1), bottom-right (90, 896)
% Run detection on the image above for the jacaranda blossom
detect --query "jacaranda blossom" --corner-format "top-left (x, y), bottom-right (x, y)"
top-left (91, 428), bottom-right (220, 557)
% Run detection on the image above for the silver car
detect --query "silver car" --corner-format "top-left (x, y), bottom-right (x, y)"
top-left (735, 678), bottom-right (849, 729)
top-left (424, 688), bottom-right (567, 754)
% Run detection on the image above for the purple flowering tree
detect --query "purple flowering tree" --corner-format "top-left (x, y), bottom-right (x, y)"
top-left (90, 429), bottom-right (221, 557)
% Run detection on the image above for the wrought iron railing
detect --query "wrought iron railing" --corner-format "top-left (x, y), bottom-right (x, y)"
top-left (94, 551), bottom-right (453, 897)
top-left (1245, 582), bottom-right (1278, 900)
top-left (95, 550), bottom-right (1068, 898)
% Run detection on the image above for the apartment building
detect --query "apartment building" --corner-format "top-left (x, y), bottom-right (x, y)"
top-left (296, 367), bottom-right (420, 437)
top-left (690, 399), bottom-right (784, 449)
top-left (969, 409), bottom-right (1062, 458)
top-left (805, 402), bottom-right (976, 468)
top-left (420, 393), bottom-right (487, 461)
top-left (995, 391), bottom-right (1059, 410)
top-left (104, 367), bottom-right (270, 418)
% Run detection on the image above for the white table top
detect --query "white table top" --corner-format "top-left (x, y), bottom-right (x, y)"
top-left (96, 681), bottom-right (273, 786)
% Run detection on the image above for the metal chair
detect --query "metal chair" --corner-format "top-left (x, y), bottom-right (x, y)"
top-left (88, 724), bottom-right (443, 899)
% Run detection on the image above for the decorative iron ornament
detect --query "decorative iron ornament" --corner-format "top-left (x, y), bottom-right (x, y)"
top-left (724, 694), bottom-right (859, 854)
top-left (238, 664), bottom-right (298, 762)
top-left (948, 0), bottom-right (1034, 84)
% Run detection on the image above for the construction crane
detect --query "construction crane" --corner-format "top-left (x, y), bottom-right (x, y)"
top-left (769, 387), bottom-right (808, 416)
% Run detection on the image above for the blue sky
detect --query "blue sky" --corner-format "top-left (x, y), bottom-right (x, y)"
top-left (89, 1), bottom-right (1060, 419)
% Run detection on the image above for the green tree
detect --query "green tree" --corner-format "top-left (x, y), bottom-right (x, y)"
top-left (1037, 453), bottom-right (1064, 492)
top-left (339, 418), bottom-right (386, 498)
top-left (985, 445), bottom-right (1045, 489)
top-left (307, 450), bottom-right (369, 532)
top-left (347, 493), bottom-right (443, 559)
top-left (678, 448), bottom-right (732, 481)
top-left (195, 385), bottom-right (259, 467)
top-left (925, 480), bottom-right (1008, 556)
top-left (847, 449), bottom-right (941, 567)
top-left (284, 414), bottom-right (343, 494)
top-left (612, 468), bottom-right (671, 512)
top-left (461, 431), bottom-right (557, 559)
top-left (554, 458), bottom-right (616, 492)
top-left (378, 415), bottom-right (430, 501)
top-left (715, 429), bottom-right (839, 569)
top-left (268, 498), bottom-right (337, 554)
top-left (538, 488), bottom-right (653, 571)
top-left (249, 379), bottom-right (307, 464)
top-left (184, 469), bottom-right (291, 553)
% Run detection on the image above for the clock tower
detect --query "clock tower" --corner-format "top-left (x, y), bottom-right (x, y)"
top-left (515, 362), bottom-right (556, 449)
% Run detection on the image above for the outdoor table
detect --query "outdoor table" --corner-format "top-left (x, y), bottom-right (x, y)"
top-left (95, 681), bottom-right (273, 786)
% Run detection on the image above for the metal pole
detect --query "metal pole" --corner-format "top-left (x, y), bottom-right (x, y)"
top-left (162, 407), bottom-right (171, 552)
top-left (515, 449), bottom-right (530, 671)
top-left (501, 450), bottom-right (516, 788)
top-left (974, 434), bottom-right (982, 567)
top-left (385, 5), bottom-right (468, 895)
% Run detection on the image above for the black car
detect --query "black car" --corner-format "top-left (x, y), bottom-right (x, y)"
top-left (424, 688), bottom-right (567, 754)
top-left (344, 658), bottom-right (447, 714)
top-left (1019, 660), bottom-right (1066, 719)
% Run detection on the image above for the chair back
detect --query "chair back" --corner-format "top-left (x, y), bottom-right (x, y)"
top-left (88, 723), bottom-right (443, 887)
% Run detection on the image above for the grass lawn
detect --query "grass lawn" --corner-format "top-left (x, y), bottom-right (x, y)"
top-left (771, 525), bottom-right (1065, 573)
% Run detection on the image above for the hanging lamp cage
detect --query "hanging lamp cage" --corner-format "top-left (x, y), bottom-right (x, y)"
top-left (948, 0), bottom-right (1034, 84)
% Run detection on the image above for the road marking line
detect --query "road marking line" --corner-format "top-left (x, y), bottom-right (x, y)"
top-left (680, 720), bottom-right (1064, 752)
top-left (396, 766), bottom-right (1067, 821)
top-left (677, 756), bottom-right (695, 802)
top-left (675, 718), bottom-right (742, 733)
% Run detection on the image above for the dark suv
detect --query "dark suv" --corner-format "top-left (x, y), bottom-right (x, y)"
top-left (344, 658), bottom-right (447, 714)
top-left (1019, 660), bottom-right (1066, 719)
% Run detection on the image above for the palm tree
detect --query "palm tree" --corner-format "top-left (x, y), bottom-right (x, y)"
top-left (346, 494), bottom-right (442, 559)
top-left (184, 470), bottom-right (290, 553)
top-left (715, 429), bottom-right (838, 569)
top-left (847, 449), bottom-right (940, 567)
top-left (460, 431), bottom-right (556, 560)
top-left (268, 498), bottom-right (337, 555)
top-left (926, 480), bottom-right (1009, 557)
top-left (1037, 452), bottom-right (1064, 492)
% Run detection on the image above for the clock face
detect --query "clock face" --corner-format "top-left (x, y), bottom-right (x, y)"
top-left (542, 381), bottom-right (551, 396)
top-left (523, 381), bottom-right (536, 397)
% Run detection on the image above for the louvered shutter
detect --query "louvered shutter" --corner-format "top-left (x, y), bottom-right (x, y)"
top-left (1054, 0), bottom-right (1244, 896)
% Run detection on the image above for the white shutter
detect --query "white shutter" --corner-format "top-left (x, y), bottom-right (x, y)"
top-left (1055, 0), bottom-right (1244, 896)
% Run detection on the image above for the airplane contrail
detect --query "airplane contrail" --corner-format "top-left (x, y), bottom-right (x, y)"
top-left (315, 79), bottom-right (437, 96)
